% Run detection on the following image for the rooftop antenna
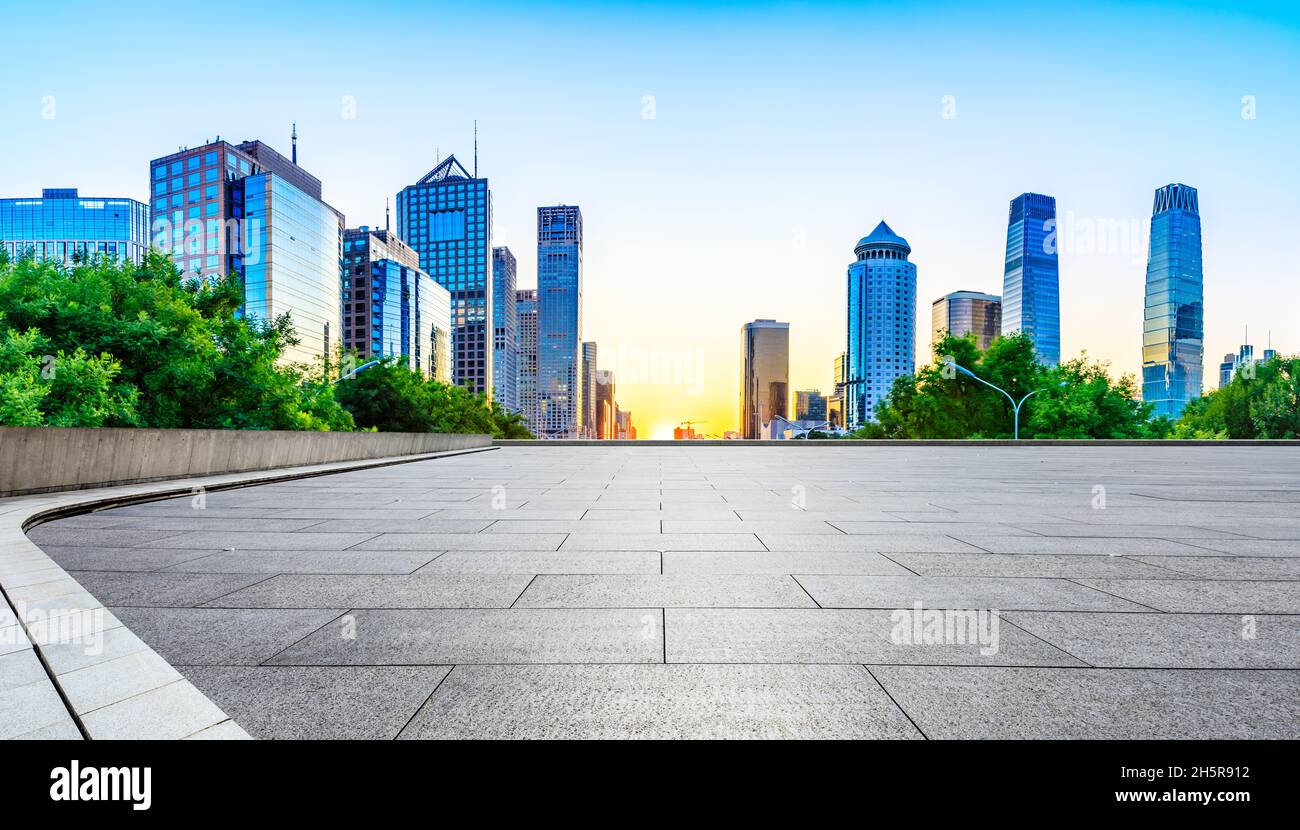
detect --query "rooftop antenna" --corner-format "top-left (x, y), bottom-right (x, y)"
top-left (474, 120), bottom-right (478, 177)
top-left (385, 198), bottom-right (391, 233)
top-left (291, 123), bottom-right (298, 165)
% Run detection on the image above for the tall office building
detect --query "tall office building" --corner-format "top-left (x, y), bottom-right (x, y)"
top-left (491, 246), bottom-right (518, 411)
top-left (1141, 183), bottom-right (1203, 419)
top-left (595, 369), bottom-right (616, 439)
top-left (827, 352), bottom-right (846, 429)
top-left (1218, 335), bottom-right (1266, 389)
top-left (1001, 193), bottom-right (1060, 366)
top-left (396, 155), bottom-right (492, 394)
top-left (516, 288), bottom-right (539, 428)
top-left (342, 226), bottom-right (450, 381)
top-left (1, 189), bottom-right (149, 264)
top-left (581, 341), bottom-right (598, 437)
top-left (616, 409), bottom-right (636, 440)
top-left (845, 222), bottom-right (916, 427)
top-left (536, 205), bottom-right (583, 439)
top-left (149, 138), bottom-right (344, 366)
top-left (932, 290), bottom-right (1002, 353)
top-left (740, 319), bottom-right (790, 439)
top-left (795, 389), bottom-right (827, 421)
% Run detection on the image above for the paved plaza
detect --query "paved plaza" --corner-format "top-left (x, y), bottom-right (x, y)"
top-left (25, 444), bottom-right (1300, 739)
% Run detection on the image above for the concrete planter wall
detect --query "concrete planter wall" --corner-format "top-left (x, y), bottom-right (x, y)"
top-left (0, 427), bottom-right (491, 497)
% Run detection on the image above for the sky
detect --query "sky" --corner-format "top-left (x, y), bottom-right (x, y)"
top-left (2, 0), bottom-right (1297, 439)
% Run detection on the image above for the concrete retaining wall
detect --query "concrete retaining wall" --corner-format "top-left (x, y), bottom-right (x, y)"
top-left (0, 427), bottom-right (492, 497)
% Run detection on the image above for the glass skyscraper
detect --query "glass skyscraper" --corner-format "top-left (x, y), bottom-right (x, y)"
top-left (516, 288), bottom-right (539, 429)
top-left (845, 222), bottom-right (916, 427)
top-left (342, 227), bottom-right (450, 381)
top-left (1142, 183), bottom-right (1203, 419)
top-left (1001, 192), bottom-right (1060, 366)
top-left (536, 205), bottom-right (583, 439)
top-left (581, 341), bottom-right (598, 438)
top-left (396, 155), bottom-right (492, 395)
top-left (740, 319), bottom-right (789, 439)
top-left (492, 246), bottom-right (518, 411)
top-left (932, 290), bottom-right (1002, 353)
top-left (1, 189), bottom-right (149, 264)
top-left (148, 139), bottom-right (344, 366)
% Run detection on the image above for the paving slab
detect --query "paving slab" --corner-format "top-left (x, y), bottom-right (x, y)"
top-left (417, 549), bottom-right (660, 574)
top-left (515, 574), bottom-right (816, 608)
top-left (399, 664), bottom-right (922, 739)
top-left (1075, 579), bottom-right (1300, 613)
top-left (184, 665), bottom-right (451, 739)
top-left (884, 552), bottom-right (1194, 579)
top-left (67, 571), bottom-right (270, 607)
top-left (266, 608), bottom-right (664, 665)
top-left (665, 608), bottom-right (1085, 666)
top-left (795, 575), bottom-right (1149, 611)
top-left (663, 551), bottom-right (916, 576)
top-left (869, 666), bottom-right (1300, 739)
top-left (202, 573), bottom-right (533, 608)
top-left (110, 607), bottom-right (344, 665)
top-left (1129, 555), bottom-right (1300, 580)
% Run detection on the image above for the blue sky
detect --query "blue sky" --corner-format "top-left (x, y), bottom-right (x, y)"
top-left (2, 0), bottom-right (1297, 435)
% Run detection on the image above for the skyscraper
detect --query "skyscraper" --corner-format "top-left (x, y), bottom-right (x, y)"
top-left (1001, 193), bottom-right (1060, 366)
top-left (827, 352), bottom-right (846, 429)
top-left (396, 155), bottom-right (492, 394)
top-left (342, 226), bottom-right (450, 381)
top-left (492, 246), bottom-right (518, 411)
top-left (581, 341), bottom-right (598, 437)
top-left (596, 369), bottom-right (616, 439)
top-left (515, 288), bottom-right (539, 428)
top-left (740, 319), bottom-right (789, 439)
top-left (149, 138), bottom-right (344, 366)
top-left (536, 205), bottom-right (583, 439)
top-left (795, 389), bottom-right (827, 421)
top-left (1142, 183), bottom-right (1203, 419)
top-left (845, 222), bottom-right (916, 427)
top-left (932, 290), bottom-right (1002, 353)
top-left (1, 188), bottom-right (149, 264)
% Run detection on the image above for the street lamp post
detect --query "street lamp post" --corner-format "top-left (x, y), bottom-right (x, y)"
top-left (944, 361), bottom-right (1066, 440)
top-left (333, 359), bottom-right (383, 384)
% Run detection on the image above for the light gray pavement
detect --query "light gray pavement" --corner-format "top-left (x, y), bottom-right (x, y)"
top-left (25, 444), bottom-right (1300, 739)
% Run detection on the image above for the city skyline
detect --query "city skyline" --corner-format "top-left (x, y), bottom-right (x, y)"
top-left (2, 0), bottom-right (1297, 437)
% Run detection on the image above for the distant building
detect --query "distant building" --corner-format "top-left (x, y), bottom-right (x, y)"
top-left (342, 226), bottom-right (449, 381)
top-left (1142, 183), bottom-right (1203, 418)
top-left (536, 205), bottom-right (583, 438)
top-left (149, 138), bottom-right (344, 366)
top-left (595, 369), bottom-right (616, 439)
top-left (845, 222), bottom-right (916, 427)
top-left (795, 389), bottom-right (827, 421)
top-left (827, 352), bottom-right (846, 429)
top-left (1002, 193), bottom-right (1060, 366)
top-left (516, 288), bottom-right (539, 428)
top-left (492, 247), bottom-right (518, 411)
top-left (397, 155), bottom-right (492, 395)
top-left (932, 290), bottom-right (1001, 353)
top-left (581, 341), bottom-right (598, 437)
top-left (1219, 336), bottom-right (1274, 388)
top-left (740, 319), bottom-right (790, 439)
top-left (615, 409), bottom-right (635, 440)
top-left (1, 188), bottom-right (149, 264)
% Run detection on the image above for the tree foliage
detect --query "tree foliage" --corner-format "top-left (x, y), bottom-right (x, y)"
top-left (854, 332), bottom-right (1171, 439)
top-left (1175, 356), bottom-right (1300, 439)
top-left (0, 252), bottom-right (528, 437)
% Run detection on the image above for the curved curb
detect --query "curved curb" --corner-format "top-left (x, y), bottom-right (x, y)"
top-left (0, 445), bottom-right (496, 740)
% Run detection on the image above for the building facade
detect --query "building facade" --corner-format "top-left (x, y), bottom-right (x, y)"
top-left (845, 222), bottom-right (916, 427)
top-left (1141, 183), bottom-right (1203, 419)
top-left (740, 319), bottom-right (790, 439)
top-left (581, 341), bottom-right (598, 437)
top-left (932, 290), bottom-right (1002, 353)
top-left (492, 246), bottom-right (518, 411)
top-left (342, 226), bottom-right (449, 381)
top-left (595, 369), bottom-right (616, 439)
top-left (1001, 192), bottom-right (1060, 366)
top-left (1, 189), bottom-right (149, 264)
top-left (516, 288), bottom-right (539, 428)
top-left (536, 205), bottom-right (583, 439)
top-left (795, 389), bottom-right (827, 421)
top-left (148, 139), bottom-right (343, 366)
top-left (396, 156), bottom-right (492, 395)
top-left (827, 352), bottom-right (846, 429)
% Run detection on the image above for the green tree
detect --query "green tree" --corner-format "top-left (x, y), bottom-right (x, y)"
top-left (1175, 356), bottom-right (1300, 439)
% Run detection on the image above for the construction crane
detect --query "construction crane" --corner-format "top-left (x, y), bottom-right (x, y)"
top-left (674, 419), bottom-right (707, 440)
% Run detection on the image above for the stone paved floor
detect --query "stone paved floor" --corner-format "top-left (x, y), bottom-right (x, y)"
top-left (28, 445), bottom-right (1300, 739)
